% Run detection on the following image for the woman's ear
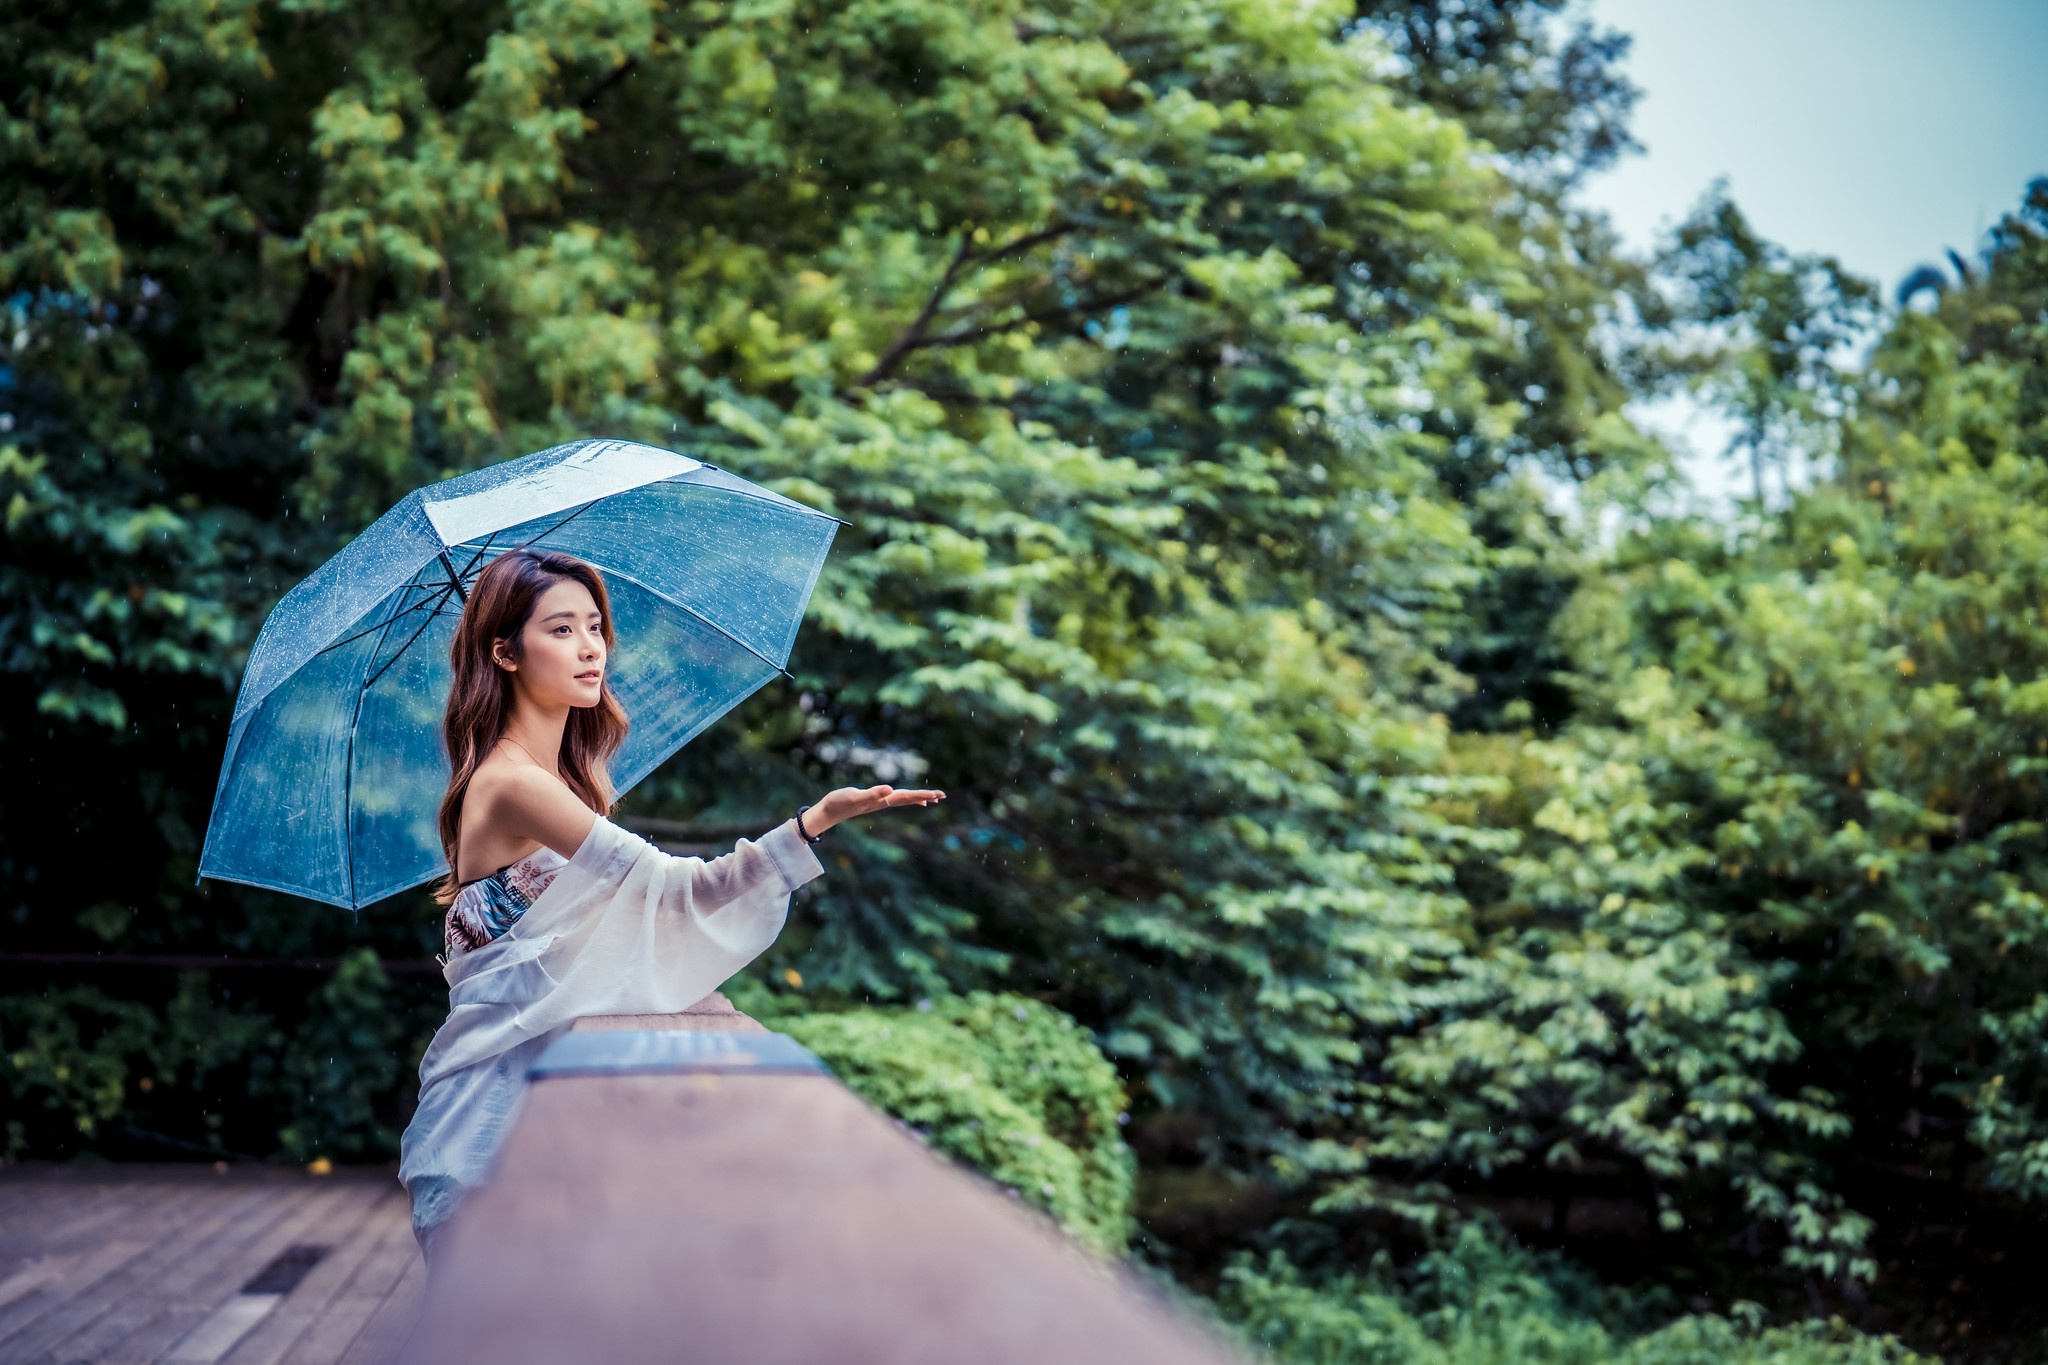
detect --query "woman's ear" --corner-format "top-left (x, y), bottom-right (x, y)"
top-left (492, 638), bottom-right (517, 672)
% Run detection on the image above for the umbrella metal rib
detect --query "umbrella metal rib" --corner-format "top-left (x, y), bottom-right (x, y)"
top-left (515, 496), bottom-right (602, 553)
top-left (305, 500), bottom-right (586, 663)
top-left (312, 577), bottom-right (462, 658)
top-left (437, 550), bottom-right (471, 602)
top-left (359, 578), bottom-right (462, 695)
top-left (341, 576), bottom-right (429, 907)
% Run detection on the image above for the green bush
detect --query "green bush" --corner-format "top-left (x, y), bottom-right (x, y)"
top-left (0, 951), bottom-right (427, 1164)
top-left (777, 991), bottom-right (1135, 1256)
top-left (0, 976), bottom-right (266, 1159)
top-left (254, 949), bottom-right (406, 1161)
top-left (1216, 1229), bottom-right (1929, 1365)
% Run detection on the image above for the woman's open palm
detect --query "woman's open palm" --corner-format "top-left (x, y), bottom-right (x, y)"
top-left (809, 784), bottom-right (945, 834)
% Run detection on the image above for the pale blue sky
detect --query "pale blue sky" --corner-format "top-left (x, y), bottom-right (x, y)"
top-left (1571, 0), bottom-right (2048, 507)
top-left (1578, 0), bottom-right (2048, 289)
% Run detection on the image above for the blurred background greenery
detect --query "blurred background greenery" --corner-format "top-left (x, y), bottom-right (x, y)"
top-left (4, 0), bottom-right (2045, 1359)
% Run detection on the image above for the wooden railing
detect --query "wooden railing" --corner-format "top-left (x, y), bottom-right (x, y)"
top-left (396, 994), bottom-right (1245, 1364)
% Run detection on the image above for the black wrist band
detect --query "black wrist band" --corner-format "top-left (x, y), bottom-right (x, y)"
top-left (796, 805), bottom-right (822, 843)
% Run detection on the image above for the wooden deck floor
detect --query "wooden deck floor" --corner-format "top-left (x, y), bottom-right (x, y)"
top-left (0, 1165), bottom-right (421, 1365)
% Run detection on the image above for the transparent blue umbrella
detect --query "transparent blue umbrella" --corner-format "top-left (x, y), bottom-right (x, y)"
top-left (198, 439), bottom-right (839, 910)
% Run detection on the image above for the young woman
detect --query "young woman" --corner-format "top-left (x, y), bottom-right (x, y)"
top-left (398, 547), bottom-right (942, 1258)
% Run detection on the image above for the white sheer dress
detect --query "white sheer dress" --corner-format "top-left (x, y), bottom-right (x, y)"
top-left (398, 816), bottom-right (823, 1255)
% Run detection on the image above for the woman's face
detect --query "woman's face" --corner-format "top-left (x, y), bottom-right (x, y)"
top-left (497, 578), bottom-right (607, 709)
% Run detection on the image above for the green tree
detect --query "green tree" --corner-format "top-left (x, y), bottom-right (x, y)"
top-left (1648, 192), bottom-right (1878, 506)
top-left (1463, 184), bottom-right (2048, 1342)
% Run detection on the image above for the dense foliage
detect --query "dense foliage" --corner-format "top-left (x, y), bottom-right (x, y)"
top-left (3, 0), bottom-right (2045, 1357)
top-left (1216, 1230), bottom-right (1930, 1365)
top-left (770, 988), bottom-right (1135, 1254)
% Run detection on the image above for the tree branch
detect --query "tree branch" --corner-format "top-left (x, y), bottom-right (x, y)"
top-left (577, 58), bottom-right (638, 110)
top-left (562, 152), bottom-right (750, 199)
top-left (855, 223), bottom-right (1079, 387)
top-left (893, 279), bottom-right (1163, 362)
top-left (856, 233), bottom-right (980, 388)
top-left (981, 221), bottom-right (1077, 264)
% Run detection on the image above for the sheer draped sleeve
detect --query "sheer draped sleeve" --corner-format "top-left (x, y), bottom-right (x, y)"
top-left (646, 819), bottom-right (824, 965)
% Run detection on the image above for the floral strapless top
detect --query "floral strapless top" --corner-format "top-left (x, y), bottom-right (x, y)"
top-left (443, 846), bottom-right (567, 962)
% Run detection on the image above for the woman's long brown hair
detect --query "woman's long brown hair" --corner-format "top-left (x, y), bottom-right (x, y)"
top-left (435, 548), bottom-right (629, 902)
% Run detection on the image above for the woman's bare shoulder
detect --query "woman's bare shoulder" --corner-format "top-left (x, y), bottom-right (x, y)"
top-left (464, 749), bottom-right (599, 861)
top-left (466, 753), bottom-right (560, 817)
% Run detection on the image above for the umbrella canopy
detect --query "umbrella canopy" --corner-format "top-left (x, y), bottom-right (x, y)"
top-left (199, 439), bottom-right (839, 910)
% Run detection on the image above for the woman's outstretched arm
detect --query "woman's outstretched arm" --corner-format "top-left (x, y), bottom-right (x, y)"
top-left (798, 784), bottom-right (946, 837)
top-left (478, 772), bottom-right (944, 868)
